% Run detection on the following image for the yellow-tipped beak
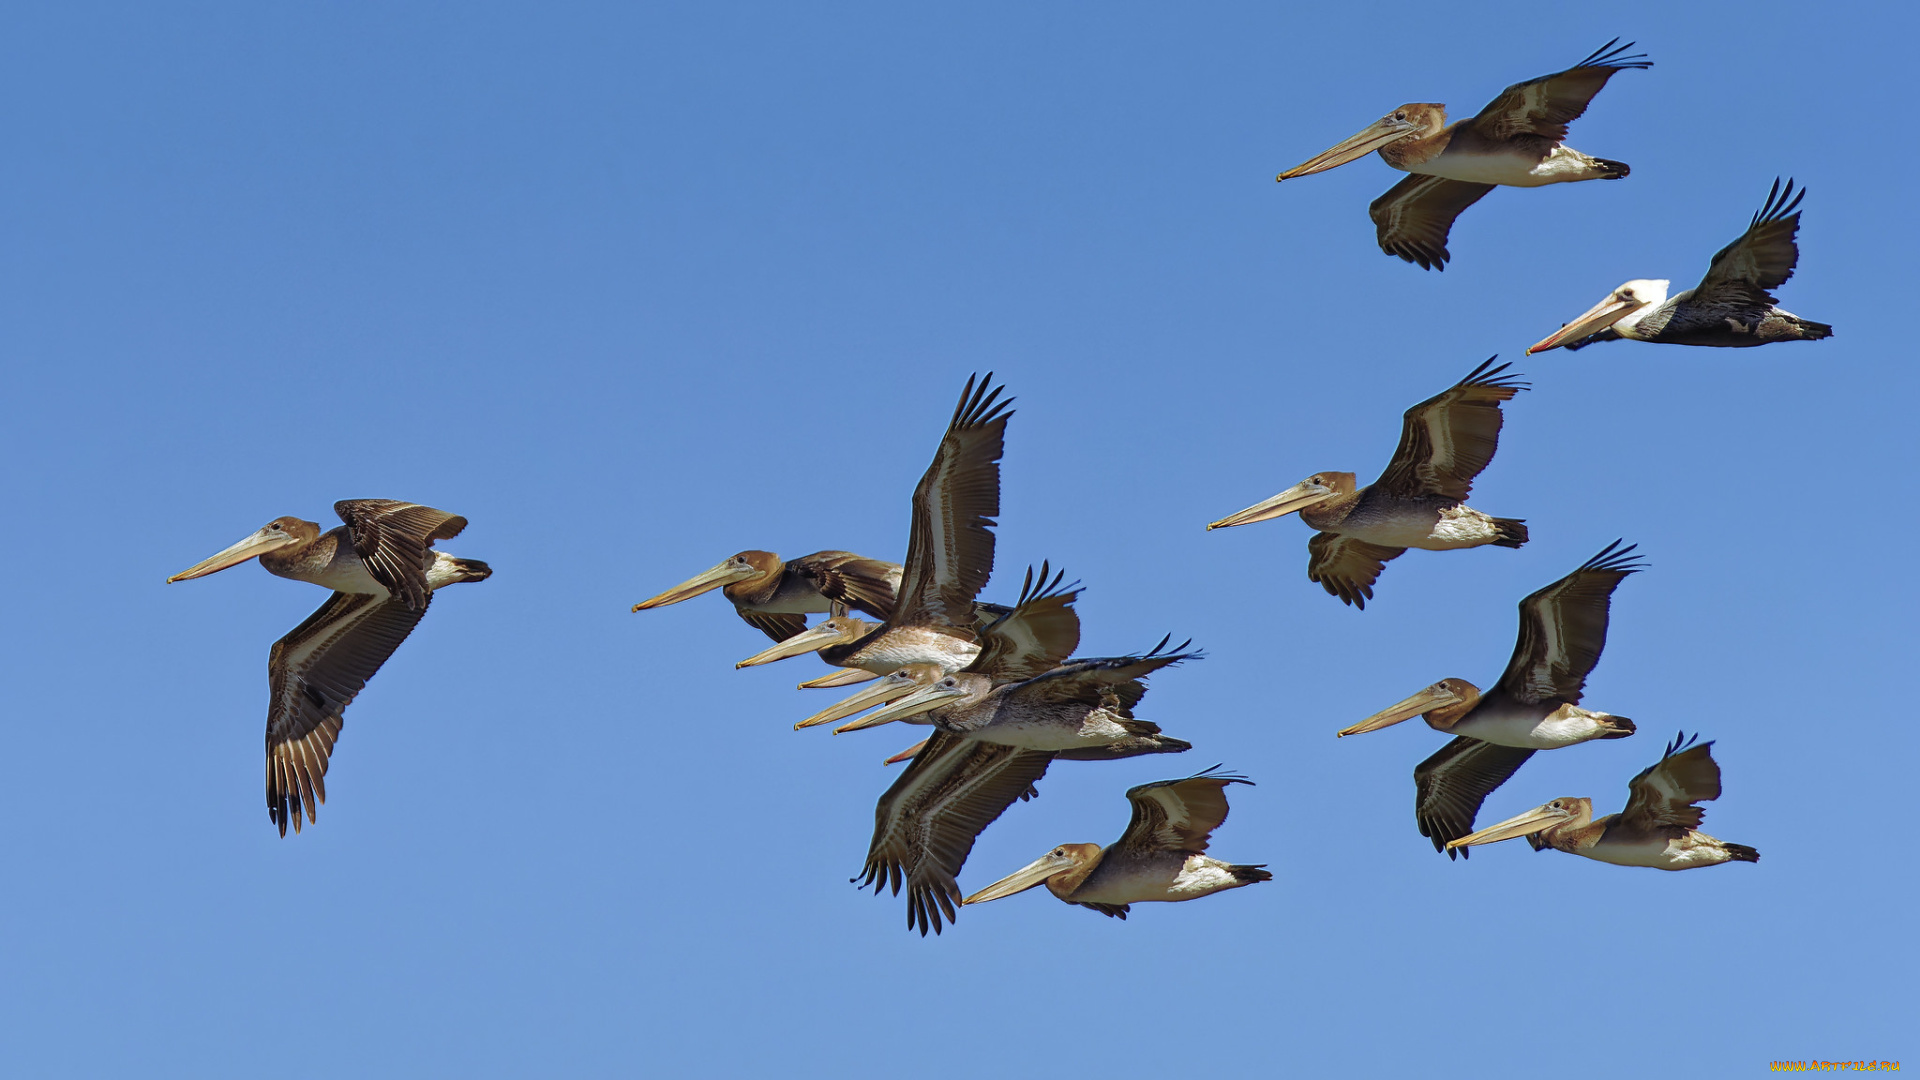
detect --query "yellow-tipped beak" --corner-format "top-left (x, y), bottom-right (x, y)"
top-left (735, 623), bottom-right (844, 668)
top-left (833, 682), bottom-right (961, 733)
top-left (1206, 481), bottom-right (1333, 530)
top-left (794, 677), bottom-right (922, 731)
top-left (1527, 295), bottom-right (1641, 355)
top-left (1446, 804), bottom-right (1573, 850)
top-left (963, 853), bottom-right (1073, 905)
top-left (167, 527), bottom-right (296, 583)
top-left (797, 667), bottom-right (879, 690)
top-left (1277, 117), bottom-right (1418, 181)
top-left (1338, 685), bottom-right (1456, 738)
top-left (632, 560), bottom-right (756, 611)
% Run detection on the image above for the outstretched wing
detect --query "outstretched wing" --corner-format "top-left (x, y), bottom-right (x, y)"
top-left (1007, 635), bottom-right (1200, 714)
top-left (1620, 731), bottom-right (1723, 833)
top-left (1470, 39), bottom-right (1652, 146)
top-left (1414, 737), bottom-right (1537, 858)
top-left (1370, 175), bottom-right (1496, 271)
top-left (789, 551), bottom-right (902, 621)
top-left (966, 563), bottom-right (1083, 682)
top-left (1693, 178), bottom-right (1807, 307)
top-left (1497, 540), bottom-right (1646, 704)
top-left (894, 375), bottom-right (1013, 631)
top-left (335, 499), bottom-right (468, 611)
top-left (736, 609), bottom-right (809, 643)
top-left (858, 732), bottom-right (1055, 936)
top-left (1115, 765), bottom-right (1252, 857)
top-left (1374, 358), bottom-right (1528, 500)
top-left (265, 591), bottom-right (430, 836)
top-left (1307, 532), bottom-right (1406, 609)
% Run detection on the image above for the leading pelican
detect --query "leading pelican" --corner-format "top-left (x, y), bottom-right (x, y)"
top-left (168, 500), bottom-right (491, 835)
top-left (964, 767), bottom-right (1270, 919)
top-left (632, 550), bottom-right (900, 641)
top-left (1340, 541), bottom-right (1644, 856)
top-left (1527, 178), bottom-right (1834, 353)
top-left (1277, 40), bottom-right (1650, 269)
top-left (1448, 732), bottom-right (1759, 869)
top-left (1207, 359), bottom-right (1529, 608)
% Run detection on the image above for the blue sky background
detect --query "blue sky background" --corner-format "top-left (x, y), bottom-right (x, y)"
top-left (4, 2), bottom-right (1913, 1075)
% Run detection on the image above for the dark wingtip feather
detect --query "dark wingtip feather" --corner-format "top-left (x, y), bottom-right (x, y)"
top-left (1579, 539), bottom-right (1649, 576)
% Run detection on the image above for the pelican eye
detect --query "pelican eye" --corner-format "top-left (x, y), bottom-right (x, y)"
top-left (1393, 111), bottom-right (1406, 121)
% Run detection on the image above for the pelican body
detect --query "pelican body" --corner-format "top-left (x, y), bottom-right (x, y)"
top-left (1208, 359), bottom-right (1528, 608)
top-left (1277, 40), bottom-right (1649, 269)
top-left (965, 768), bottom-right (1269, 919)
top-left (1529, 179), bottom-right (1833, 353)
top-left (1340, 541), bottom-right (1645, 856)
top-left (632, 550), bottom-right (900, 642)
top-left (168, 500), bottom-right (490, 836)
top-left (1450, 733), bottom-right (1759, 870)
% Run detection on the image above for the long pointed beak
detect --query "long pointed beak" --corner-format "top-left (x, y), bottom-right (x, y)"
top-left (797, 667), bottom-right (879, 690)
top-left (735, 623), bottom-right (844, 668)
top-left (632, 560), bottom-right (754, 611)
top-left (883, 739), bottom-right (927, 766)
top-left (963, 854), bottom-right (1072, 905)
top-left (1446, 804), bottom-right (1573, 850)
top-left (1338, 686), bottom-right (1455, 738)
top-left (1277, 118), bottom-right (1417, 181)
top-left (166, 527), bottom-right (295, 583)
top-left (794, 678), bottom-right (923, 730)
top-left (834, 683), bottom-right (962, 733)
top-left (1208, 481), bottom-right (1333, 530)
top-left (1526, 296), bottom-right (1638, 354)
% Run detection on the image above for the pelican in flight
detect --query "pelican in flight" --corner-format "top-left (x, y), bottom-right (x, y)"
top-left (632, 550), bottom-right (900, 641)
top-left (1527, 178), bottom-right (1834, 353)
top-left (1207, 359), bottom-right (1528, 608)
top-left (1340, 541), bottom-right (1644, 856)
top-left (1449, 733), bottom-right (1759, 869)
top-left (964, 767), bottom-right (1270, 919)
top-left (167, 500), bottom-right (490, 836)
top-left (735, 374), bottom-right (1010, 677)
top-left (1277, 40), bottom-right (1650, 269)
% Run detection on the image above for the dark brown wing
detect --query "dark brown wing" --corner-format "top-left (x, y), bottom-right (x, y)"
top-left (1693, 178), bottom-right (1807, 307)
top-left (1370, 175), bottom-right (1496, 271)
top-left (893, 375), bottom-right (1012, 630)
top-left (1007, 635), bottom-right (1199, 714)
top-left (1470, 39), bottom-right (1651, 146)
top-left (1115, 766), bottom-right (1251, 857)
top-left (1414, 737), bottom-right (1537, 858)
top-left (788, 551), bottom-right (902, 621)
top-left (1374, 358), bottom-right (1528, 500)
top-left (1497, 540), bottom-right (1646, 704)
top-left (1620, 732), bottom-right (1722, 833)
top-left (736, 609), bottom-right (809, 642)
top-left (335, 499), bottom-right (468, 611)
top-left (1307, 533), bottom-right (1406, 609)
top-left (966, 563), bottom-right (1082, 681)
top-left (858, 732), bottom-right (1055, 936)
top-left (265, 591), bottom-right (430, 836)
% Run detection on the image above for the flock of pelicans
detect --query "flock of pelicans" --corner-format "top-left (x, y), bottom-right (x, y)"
top-left (167, 40), bottom-right (1821, 935)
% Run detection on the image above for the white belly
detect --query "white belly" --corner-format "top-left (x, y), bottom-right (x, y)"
top-left (1585, 832), bottom-right (1734, 871)
top-left (1453, 703), bottom-right (1617, 749)
top-left (1410, 504), bottom-right (1502, 550)
top-left (1411, 145), bottom-right (1598, 188)
top-left (1074, 854), bottom-right (1244, 905)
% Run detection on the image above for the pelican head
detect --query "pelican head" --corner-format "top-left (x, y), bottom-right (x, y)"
top-left (1339, 677), bottom-right (1481, 737)
top-left (962, 843), bottom-right (1103, 905)
top-left (632, 550), bottom-right (779, 611)
top-left (167, 517), bottom-right (319, 582)
top-left (1208, 473), bottom-right (1354, 531)
top-left (794, 663), bottom-right (944, 730)
top-left (733, 615), bottom-right (875, 668)
top-left (1527, 279), bottom-right (1670, 354)
top-left (1446, 797), bottom-right (1593, 851)
top-left (1277, 104), bottom-right (1445, 180)
top-left (833, 671), bottom-right (992, 732)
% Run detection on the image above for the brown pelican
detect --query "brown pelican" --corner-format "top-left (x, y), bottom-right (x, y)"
top-left (1207, 359), bottom-right (1528, 608)
top-left (735, 374), bottom-right (1011, 677)
top-left (1340, 541), bottom-right (1644, 856)
top-left (1448, 732), bottom-right (1759, 869)
top-left (1527, 178), bottom-right (1834, 353)
top-left (964, 767), bottom-right (1270, 919)
top-left (1277, 40), bottom-right (1650, 269)
top-left (632, 550), bottom-right (900, 641)
top-left (167, 500), bottom-right (490, 836)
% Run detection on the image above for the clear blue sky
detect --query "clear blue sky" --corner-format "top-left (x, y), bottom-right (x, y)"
top-left (3, 3), bottom-right (1912, 1076)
